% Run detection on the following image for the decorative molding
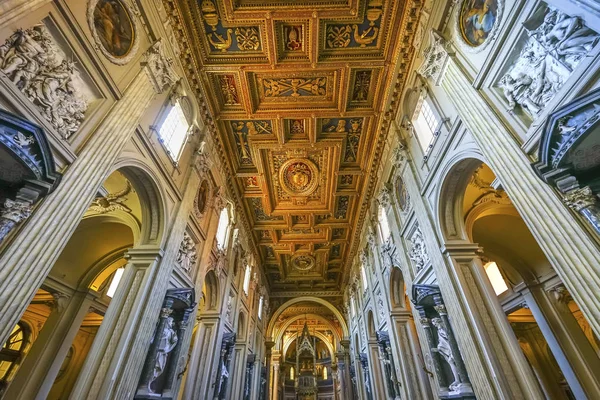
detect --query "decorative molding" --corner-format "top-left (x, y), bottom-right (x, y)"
top-left (89, 180), bottom-right (132, 214)
top-left (408, 227), bottom-right (430, 272)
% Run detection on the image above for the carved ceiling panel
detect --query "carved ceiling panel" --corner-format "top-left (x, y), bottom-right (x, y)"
top-left (169, 0), bottom-right (423, 294)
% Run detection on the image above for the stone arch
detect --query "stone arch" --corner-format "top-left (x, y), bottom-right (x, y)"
top-left (237, 312), bottom-right (246, 339)
top-left (390, 266), bottom-right (407, 308)
top-left (435, 150), bottom-right (487, 241)
top-left (274, 314), bottom-right (342, 346)
top-left (110, 159), bottom-right (167, 247)
top-left (282, 331), bottom-right (335, 360)
top-left (266, 297), bottom-right (349, 339)
top-left (367, 310), bottom-right (376, 339)
top-left (202, 270), bottom-right (219, 311)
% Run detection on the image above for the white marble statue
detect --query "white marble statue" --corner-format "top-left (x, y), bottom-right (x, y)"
top-left (150, 317), bottom-right (178, 390)
top-left (431, 317), bottom-right (461, 392)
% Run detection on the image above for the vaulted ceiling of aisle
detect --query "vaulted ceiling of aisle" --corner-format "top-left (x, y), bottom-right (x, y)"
top-left (167, 0), bottom-right (422, 295)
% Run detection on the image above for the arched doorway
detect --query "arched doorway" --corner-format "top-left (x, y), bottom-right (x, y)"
top-left (1, 166), bottom-right (164, 400)
top-left (438, 158), bottom-right (600, 399)
top-left (267, 298), bottom-right (348, 400)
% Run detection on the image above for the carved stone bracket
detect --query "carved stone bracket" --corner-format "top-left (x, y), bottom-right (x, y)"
top-left (142, 40), bottom-right (179, 94)
top-left (417, 30), bottom-right (450, 85)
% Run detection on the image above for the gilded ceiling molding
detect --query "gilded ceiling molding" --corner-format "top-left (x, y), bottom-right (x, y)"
top-left (344, 0), bottom-right (424, 288)
top-left (161, 0), bottom-right (264, 278)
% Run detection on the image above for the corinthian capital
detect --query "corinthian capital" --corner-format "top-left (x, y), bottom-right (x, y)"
top-left (143, 40), bottom-right (179, 93)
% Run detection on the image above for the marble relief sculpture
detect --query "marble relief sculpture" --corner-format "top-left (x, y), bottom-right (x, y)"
top-left (177, 231), bottom-right (198, 274)
top-left (0, 26), bottom-right (89, 139)
top-left (499, 6), bottom-right (599, 119)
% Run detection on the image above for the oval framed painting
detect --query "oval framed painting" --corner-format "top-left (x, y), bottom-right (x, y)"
top-left (87, 0), bottom-right (139, 65)
top-left (457, 0), bottom-right (502, 52)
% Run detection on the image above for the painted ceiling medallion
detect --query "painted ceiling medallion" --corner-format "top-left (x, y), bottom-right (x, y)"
top-left (279, 158), bottom-right (319, 196)
top-left (291, 254), bottom-right (316, 271)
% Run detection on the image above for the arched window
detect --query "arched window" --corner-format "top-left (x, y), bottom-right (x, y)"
top-left (215, 206), bottom-right (230, 249)
top-left (323, 366), bottom-right (328, 380)
top-left (0, 323), bottom-right (28, 390)
top-left (412, 95), bottom-right (440, 153)
top-left (106, 267), bottom-right (125, 298)
top-left (243, 265), bottom-right (252, 295)
top-left (158, 100), bottom-right (190, 161)
top-left (360, 265), bottom-right (368, 292)
top-left (258, 296), bottom-right (264, 320)
top-left (290, 367), bottom-right (295, 380)
top-left (378, 204), bottom-right (391, 242)
top-left (484, 261), bottom-right (508, 295)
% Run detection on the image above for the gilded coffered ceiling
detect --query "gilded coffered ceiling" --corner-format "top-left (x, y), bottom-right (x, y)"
top-left (166, 0), bottom-right (422, 294)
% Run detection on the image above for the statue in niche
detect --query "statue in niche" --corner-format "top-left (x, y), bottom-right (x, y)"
top-left (431, 317), bottom-right (461, 391)
top-left (150, 317), bottom-right (178, 388)
top-left (218, 361), bottom-right (230, 394)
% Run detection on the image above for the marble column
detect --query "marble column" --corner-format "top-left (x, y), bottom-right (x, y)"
top-left (342, 341), bottom-right (354, 400)
top-left (563, 187), bottom-right (600, 236)
top-left (390, 312), bottom-right (432, 399)
top-left (4, 290), bottom-right (95, 400)
top-left (353, 354), bottom-right (366, 400)
top-left (522, 285), bottom-right (600, 398)
top-left (441, 59), bottom-right (600, 338)
top-left (182, 316), bottom-right (220, 399)
top-left (0, 41), bottom-right (178, 347)
top-left (136, 303), bottom-right (175, 396)
top-left (264, 340), bottom-right (274, 400)
top-left (270, 353), bottom-right (280, 400)
top-left (415, 308), bottom-right (447, 391)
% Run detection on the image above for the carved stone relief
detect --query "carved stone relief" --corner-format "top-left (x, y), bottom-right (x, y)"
top-left (498, 5), bottom-right (599, 120)
top-left (408, 227), bottom-right (430, 272)
top-left (176, 231), bottom-right (198, 275)
top-left (142, 40), bottom-right (179, 94)
top-left (89, 180), bottom-right (132, 214)
top-left (0, 25), bottom-right (90, 139)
